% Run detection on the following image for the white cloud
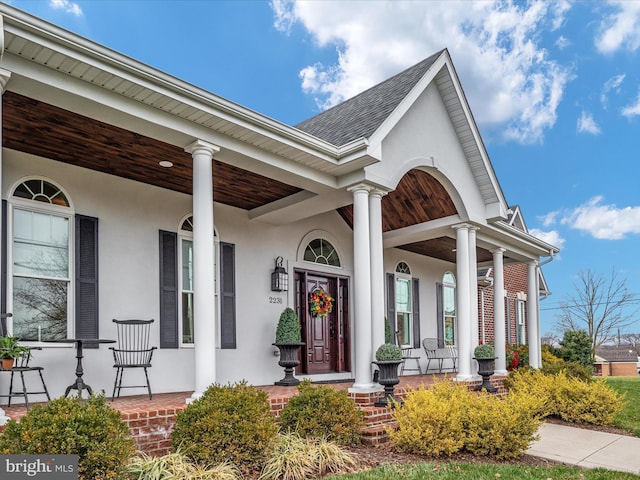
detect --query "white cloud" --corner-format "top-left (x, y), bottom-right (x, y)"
top-left (595, 0), bottom-right (640, 54)
top-left (622, 91), bottom-right (640, 117)
top-left (539, 211), bottom-right (560, 227)
top-left (555, 35), bottom-right (571, 49)
top-left (529, 228), bottom-right (565, 249)
top-left (559, 196), bottom-right (640, 240)
top-left (576, 110), bottom-right (601, 135)
top-left (49, 0), bottom-right (83, 16)
top-left (600, 73), bottom-right (625, 107)
top-left (271, 0), bottom-right (572, 144)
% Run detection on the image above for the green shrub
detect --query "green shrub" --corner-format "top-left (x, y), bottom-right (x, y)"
top-left (542, 360), bottom-right (593, 382)
top-left (388, 381), bottom-right (469, 456)
top-left (259, 432), bottom-right (355, 480)
top-left (275, 307), bottom-right (301, 343)
top-left (473, 344), bottom-right (495, 359)
top-left (279, 380), bottom-right (364, 445)
top-left (375, 343), bottom-right (402, 361)
top-left (541, 345), bottom-right (563, 368)
top-left (0, 394), bottom-right (135, 480)
top-left (463, 391), bottom-right (544, 459)
top-left (172, 381), bottom-right (278, 469)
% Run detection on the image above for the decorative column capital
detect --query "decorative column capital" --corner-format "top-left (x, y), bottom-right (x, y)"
top-left (528, 259), bottom-right (539, 267)
top-left (347, 183), bottom-right (374, 194)
top-left (185, 139), bottom-right (220, 158)
top-left (491, 247), bottom-right (506, 255)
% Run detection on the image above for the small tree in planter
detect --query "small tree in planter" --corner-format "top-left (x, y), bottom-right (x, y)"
top-left (473, 344), bottom-right (497, 392)
top-left (273, 307), bottom-right (304, 386)
top-left (373, 343), bottom-right (404, 407)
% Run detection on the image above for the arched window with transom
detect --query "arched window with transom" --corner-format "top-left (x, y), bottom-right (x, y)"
top-left (9, 178), bottom-right (73, 341)
top-left (303, 238), bottom-right (341, 267)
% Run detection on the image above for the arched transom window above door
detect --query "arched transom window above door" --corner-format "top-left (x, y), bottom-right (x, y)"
top-left (303, 238), bottom-right (341, 267)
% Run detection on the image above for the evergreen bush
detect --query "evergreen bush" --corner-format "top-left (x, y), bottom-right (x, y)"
top-left (275, 307), bottom-right (301, 343)
top-left (172, 381), bottom-right (278, 469)
top-left (279, 380), bottom-right (364, 445)
top-left (0, 394), bottom-right (135, 480)
top-left (375, 343), bottom-right (402, 361)
top-left (473, 344), bottom-right (495, 359)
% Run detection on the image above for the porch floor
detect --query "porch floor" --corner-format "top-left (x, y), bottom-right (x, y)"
top-left (2, 373), bottom-right (451, 420)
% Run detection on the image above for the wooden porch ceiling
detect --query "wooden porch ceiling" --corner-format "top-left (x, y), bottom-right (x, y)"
top-left (3, 92), bottom-right (497, 264)
top-left (2, 92), bottom-right (301, 210)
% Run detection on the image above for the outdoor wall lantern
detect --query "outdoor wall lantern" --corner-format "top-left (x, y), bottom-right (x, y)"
top-left (271, 256), bottom-right (288, 292)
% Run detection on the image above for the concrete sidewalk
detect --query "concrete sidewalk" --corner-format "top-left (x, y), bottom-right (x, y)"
top-left (527, 422), bottom-right (640, 474)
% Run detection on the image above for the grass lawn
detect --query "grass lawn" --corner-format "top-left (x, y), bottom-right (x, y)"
top-left (604, 376), bottom-right (640, 437)
top-left (326, 462), bottom-right (639, 479)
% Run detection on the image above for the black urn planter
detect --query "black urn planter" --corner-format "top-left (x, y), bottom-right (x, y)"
top-left (273, 343), bottom-right (305, 386)
top-left (373, 360), bottom-right (404, 407)
top-left (474, 357), bottom-right (497, 392)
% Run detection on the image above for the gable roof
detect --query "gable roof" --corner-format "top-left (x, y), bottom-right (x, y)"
top-left (295, 51), bottom-right (444, 146)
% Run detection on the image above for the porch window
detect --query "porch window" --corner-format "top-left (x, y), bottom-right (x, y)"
top-left (443, 272), bottom-right (456, 345)
top-left (516, 299), bottom-right (526, 345)
top-left (395, 262), bottom-right (412, 346)
top-left (304, 238), bottom-right (341, 267)
top-left (10, 179), bottom-right (72, 341)
top-left (178, 216), bottom-right (218, 346)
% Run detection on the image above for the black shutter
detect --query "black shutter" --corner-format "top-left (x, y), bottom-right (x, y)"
top-left (436, 282), bottom-right (444, 348)
top-left (220, 242), bottom-right (236, 349)
top-left (75, 215), bottom-right (99, 345)
top-left (412, 278), bottom-right (420, 348)
top-left (386, 273), bottom-right (395, 343)
top-left (159, 230), bottom-right (178, 348)
top-left (1, 200), bottom-right (7, 336)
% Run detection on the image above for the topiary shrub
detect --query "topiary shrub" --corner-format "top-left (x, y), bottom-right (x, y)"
top-left (0, 394), bottom-right (135, 480)
top-left (172, 381), bottom-right (278, 470)
top-left (275, 307), bottom-right (301, 343)
top-left (473, 344), bottom-right (495, 359)
top-left (375, 343), bottom-right (402, 361)
top-left (279, 380), bottom-right (364, 445)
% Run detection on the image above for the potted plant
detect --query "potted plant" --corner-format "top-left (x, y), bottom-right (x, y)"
top-left (473, 344), bottom-right (497, 392)
top-left (0, 336), bottom-right (29, 370)
top-left (272, 307), bottom-right (304, 386)
top-left (373, 343), bottom-right (404, 407)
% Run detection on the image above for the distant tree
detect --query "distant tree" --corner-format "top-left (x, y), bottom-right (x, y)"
top-left (620, 333), bottom-right (640, 355)
top-left (557, 330), bottom-right (593, 366)
top-left (555, 269), bottom-right (636, 359)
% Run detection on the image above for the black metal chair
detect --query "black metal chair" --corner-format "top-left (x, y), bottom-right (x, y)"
top-left (0, 346), bottom-right (51, 409)
top-left (109, 319), bottom-right (156, 400)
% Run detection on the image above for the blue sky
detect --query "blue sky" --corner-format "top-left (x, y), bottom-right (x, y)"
top-left (7, 0), bottom-right (640, 337)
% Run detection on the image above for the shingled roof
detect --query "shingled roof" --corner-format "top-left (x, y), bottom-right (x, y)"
top-left (595, 346), bottom-right (638, 362)
top-left (295, 50), bottom-right (445, 147)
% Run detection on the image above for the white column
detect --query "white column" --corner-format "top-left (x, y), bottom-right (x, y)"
top-left (492, 248), bottom-right (507, 374)
top-left (469, 228), bottom-right (479, 350)
top-left (454, 224), bottom-right (473, 380)
top-left (349, 184), bottom-right (376, 391)
top-left (185, 140), bottom-right (220, 401)
top-left (527, 261), bottom-right (540, 369)
top-left (0, 68), bottom-right (10, 426)
top-left (369, 189), bottom-right (386, 354)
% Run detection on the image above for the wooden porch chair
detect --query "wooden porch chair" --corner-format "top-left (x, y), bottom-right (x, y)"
top-left (110, 319), bottom-right (156, 400)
